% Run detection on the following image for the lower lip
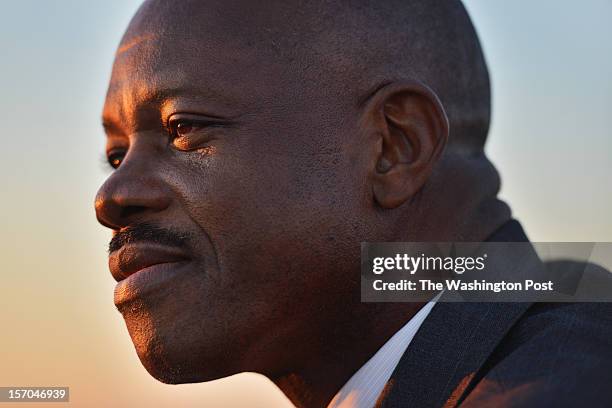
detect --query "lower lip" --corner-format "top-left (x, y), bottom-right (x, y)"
top-left (114, 261), bottom-right (190, 305)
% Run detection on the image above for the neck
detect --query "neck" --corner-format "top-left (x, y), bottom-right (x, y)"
top-left (272, 153), bottom-right (510, 407)
top-left (408, 152), bottom-right (512, 242)
top-left (271, 302), bottom-right (425, 408)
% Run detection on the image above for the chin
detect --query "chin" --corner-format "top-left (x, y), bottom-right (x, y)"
top-left (127, 319), bottom-right (238, 384)
top-left (138, 353), bottom-right (215, 385)
top-left (118, 297), bottom-right (239, 385)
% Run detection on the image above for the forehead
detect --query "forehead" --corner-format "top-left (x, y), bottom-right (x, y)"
top-left (102, 0), bottom-right (362, 136)
top-left (104, 2), bottom-right (308, 123)
top-left (105, 30), bottom-right (259, 120)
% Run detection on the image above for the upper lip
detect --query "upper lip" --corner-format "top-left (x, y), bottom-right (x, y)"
top-left (109, 243), bottom-right (189, 282)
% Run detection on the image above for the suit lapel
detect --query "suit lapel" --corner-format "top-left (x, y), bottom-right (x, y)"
top-left (380, 220), bottom-right (534, 408)
top-left (380, 302), bottom-right (531, 408)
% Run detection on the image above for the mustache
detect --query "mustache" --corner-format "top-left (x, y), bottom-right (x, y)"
top-left (108, 222), bottom-right (192, 253)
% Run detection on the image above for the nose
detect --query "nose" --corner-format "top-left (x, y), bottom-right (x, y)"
top-left (94, 153), bottom-right (172, 230)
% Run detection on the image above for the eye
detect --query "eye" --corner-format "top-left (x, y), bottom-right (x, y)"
top-left (170, 119), bottom-right (202, 141)
top-left (167, 115), bottom-right (224, 151)
top-left (169, 118), bottom-right (205, 139)
top-left (107, 150), bottom-right (126, 169)
top-left (174, 121), bottom-right (200, 137)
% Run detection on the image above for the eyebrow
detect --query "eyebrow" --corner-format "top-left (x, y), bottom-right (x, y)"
top-left (101, 85), bottom-right (240, 135)
top-left (101, 119), bottom-right (122, 135)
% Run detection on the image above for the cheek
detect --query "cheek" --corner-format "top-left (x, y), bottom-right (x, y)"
top-left (173, 130), bottom-right (365, 305)
top-left (184, 140), bottom-right (340, 235)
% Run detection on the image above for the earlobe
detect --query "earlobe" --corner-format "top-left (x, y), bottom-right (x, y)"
top-left (368, 81), bottom-right (449, 209)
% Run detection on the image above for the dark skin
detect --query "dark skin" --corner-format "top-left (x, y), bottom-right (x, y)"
top-left (95, 1), bottom-right (510, 407)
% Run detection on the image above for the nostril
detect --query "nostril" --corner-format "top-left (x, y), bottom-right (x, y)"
top-left (120, 205), bottom-right (148, 220)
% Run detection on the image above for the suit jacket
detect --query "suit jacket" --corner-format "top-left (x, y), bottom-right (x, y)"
top-left (380, 220), bottom-right (612, 408)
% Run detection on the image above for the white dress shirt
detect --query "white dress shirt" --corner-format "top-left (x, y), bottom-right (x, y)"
top-left (326, 297), bottom-right (439, 408)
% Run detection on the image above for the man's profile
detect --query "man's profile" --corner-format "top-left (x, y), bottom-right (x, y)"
top-left (95, 1), bottom-right (612, 407)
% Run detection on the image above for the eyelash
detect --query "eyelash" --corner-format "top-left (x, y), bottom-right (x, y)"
top-left (101, 153), bottom-right (115, 171)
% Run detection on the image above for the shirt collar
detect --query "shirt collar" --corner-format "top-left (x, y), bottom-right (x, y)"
top-left (327, 294), bottom-right (440, 408)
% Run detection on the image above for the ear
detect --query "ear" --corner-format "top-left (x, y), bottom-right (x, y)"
top-left (365, 81), bottom-right (449, 209)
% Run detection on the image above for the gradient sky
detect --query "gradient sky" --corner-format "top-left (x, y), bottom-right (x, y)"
top-left (1, 1), bottom-right (610, 407)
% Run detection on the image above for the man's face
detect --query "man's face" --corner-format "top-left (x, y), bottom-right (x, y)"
top-left (96, 3), bottom-right (372, 383)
